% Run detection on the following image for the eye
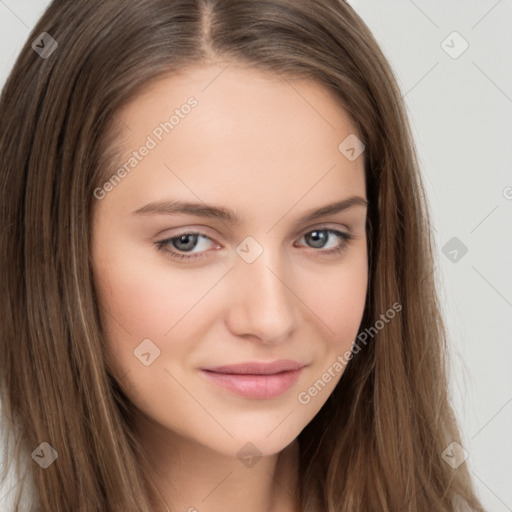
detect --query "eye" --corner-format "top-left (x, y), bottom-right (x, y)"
top-left (155, 227), bottom-right (354, 262)
top-left (155, 231), bottom-right (219, 261)
top-left (297, 229), bottom-right (353, 252)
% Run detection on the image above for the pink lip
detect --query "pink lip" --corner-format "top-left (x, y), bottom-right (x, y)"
top-left (200, 360), bottom-right (306, 399)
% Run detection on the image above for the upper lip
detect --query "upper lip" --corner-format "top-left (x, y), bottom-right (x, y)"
top-left (202, 360), bottom-right (306, 375)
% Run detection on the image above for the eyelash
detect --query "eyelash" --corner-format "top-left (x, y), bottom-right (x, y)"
top-left (155, 228), bottom-right (354, 262)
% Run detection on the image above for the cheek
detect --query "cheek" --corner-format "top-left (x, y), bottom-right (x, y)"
top-left (92, 231), bottom-right (222, 341)
top-left (291, 256), bottom-right (367, 411)
top-left (293, 248), bottom-right (368, 395)
top-left (299, 248), bottom-right (368, 342)
top-left (316, 267), bottom-right (367, 333)
top-left (92, 241), bottom-right (243, 406)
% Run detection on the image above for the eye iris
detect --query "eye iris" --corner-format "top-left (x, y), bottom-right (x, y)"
top-left (172, 234), bottom-right (199, 252)
top-left (306, 230), bottom-right (327, 248)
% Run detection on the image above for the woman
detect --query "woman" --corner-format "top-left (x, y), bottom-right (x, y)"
top-left (0, 0), bottom-right (485, 510)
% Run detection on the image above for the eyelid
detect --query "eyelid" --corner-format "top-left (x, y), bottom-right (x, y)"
top-left (292, 221), bottom-right (351, 239)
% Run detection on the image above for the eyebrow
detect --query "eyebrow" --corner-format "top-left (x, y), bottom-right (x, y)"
top-left (131, 195), bottom-right (368, 224)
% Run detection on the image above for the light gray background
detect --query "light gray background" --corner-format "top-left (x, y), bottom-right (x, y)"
top-left (1, 1), bottom-right (511, 510)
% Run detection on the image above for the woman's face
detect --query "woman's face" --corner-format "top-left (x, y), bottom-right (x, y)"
top-left (91, 63), bottom-right (368, 458)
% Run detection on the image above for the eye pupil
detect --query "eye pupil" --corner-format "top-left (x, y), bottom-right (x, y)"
top-left (307, 230), bottom-right (327, 248)
top-left (173, 234), bottom-right (199, 251)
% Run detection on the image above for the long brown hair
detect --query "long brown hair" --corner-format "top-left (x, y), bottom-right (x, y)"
top-left (0, 0), bottom-right (484, 510)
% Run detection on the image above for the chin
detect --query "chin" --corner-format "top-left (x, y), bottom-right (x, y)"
top-left (180, 418), bottom-right (303, 459)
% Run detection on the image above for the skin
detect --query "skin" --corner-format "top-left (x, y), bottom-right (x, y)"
top-left (91, 62), bottom-right (368, 512)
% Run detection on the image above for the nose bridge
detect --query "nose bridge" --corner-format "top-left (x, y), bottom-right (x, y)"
top-left (227, 235), bottom-right (298, 343)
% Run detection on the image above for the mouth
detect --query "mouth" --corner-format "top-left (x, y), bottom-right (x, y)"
top-left (200, 360), bottom-right (306, 399)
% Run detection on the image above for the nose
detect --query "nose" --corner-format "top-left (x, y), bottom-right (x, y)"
top-left (225, 242), bottom-right (300, 345)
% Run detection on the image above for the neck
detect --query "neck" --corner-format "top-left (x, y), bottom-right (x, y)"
top-left (134, 414), bottom-right (301, 512)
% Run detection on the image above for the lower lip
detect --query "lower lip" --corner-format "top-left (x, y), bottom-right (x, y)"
top-left (200, 368), bottom-right (304, 399)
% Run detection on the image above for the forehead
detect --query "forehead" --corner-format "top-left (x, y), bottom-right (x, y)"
top-left (116, 63), bottom-right (358, 140)
top-left (100, 64), bottom-right (366, 224)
